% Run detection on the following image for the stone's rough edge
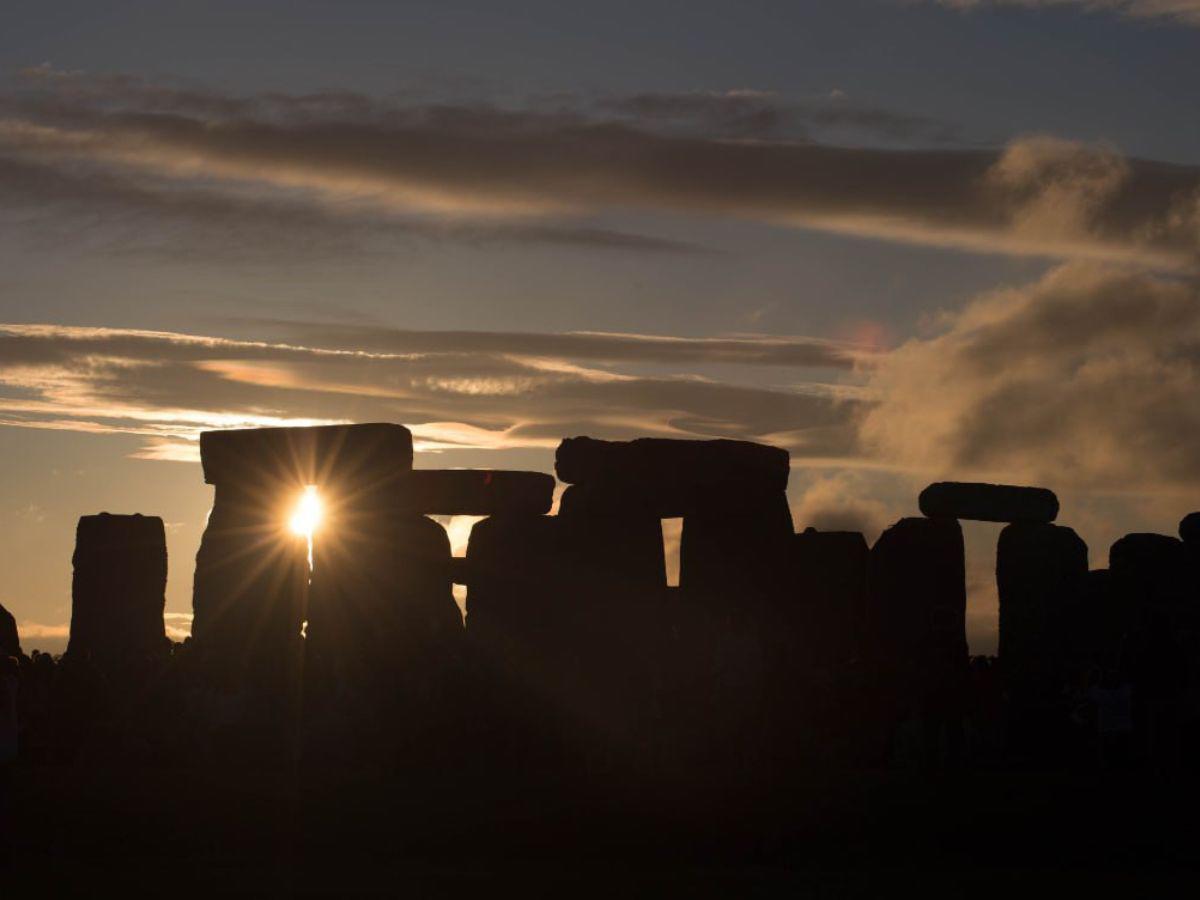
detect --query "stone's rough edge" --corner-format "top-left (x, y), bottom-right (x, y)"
top-left (918, 481), bottom-right (1059, 524)
top-left (199, 422), bottom-right (414, 485)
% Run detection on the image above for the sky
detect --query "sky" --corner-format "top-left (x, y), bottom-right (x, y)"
top-left (1, 0), bottom-right (1198, 653)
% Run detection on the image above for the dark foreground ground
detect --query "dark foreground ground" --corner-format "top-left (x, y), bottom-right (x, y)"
top-left (5, 762), bottom-right (1198, 896)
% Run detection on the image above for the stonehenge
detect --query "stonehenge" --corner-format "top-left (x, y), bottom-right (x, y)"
top-left (68, 513), bottom-right (168, 664)
top-left (24, 418), bottom-right (1198, 779)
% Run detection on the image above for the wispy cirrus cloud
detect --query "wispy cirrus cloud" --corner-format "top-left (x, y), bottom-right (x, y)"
top-left (2, 68), bottom-right (1197, 268)
top-left (0, 322), bottom-right (867, 463)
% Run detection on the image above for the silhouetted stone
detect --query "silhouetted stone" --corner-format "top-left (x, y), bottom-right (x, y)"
top-left (0, 601), bottom-right (19, 657)
top-left (200, 422), bottom-right (413, 487)
top-left (997, 522), bottom-right (1088, 693)
top-left (918, 482), bottom-right (1058, 524)
top-left (1109, 532), bottom-right (1189, 626)
top-left (193, 423), bottom-right (415, 681)
top-left (1061, 569), bottom-right (1131, 673)
top-left (556, 499), bottom-right (669, 774)
top-left (192, 482), bottom-right (309, 679)
top-left (396, 469), bottom-right (554, 516)
top-left (677, 491), bottom-right (793, 776)
top-left (555, 437), bottom-right (789, 516)
top-left (1179, 511), bottom-right (1200, 545)
top-left (67, 513), bottom-right (168, 663)
top-left (679, 490), bottom-right (793, 607)
top-left (464, 515), bottom-right (570, 769)
top-left (867, 517), bottom-right (968, 764)
top-left (308, 513), bottom-right (460, 679)
top-left (788, 528), bottom-right (870, 667)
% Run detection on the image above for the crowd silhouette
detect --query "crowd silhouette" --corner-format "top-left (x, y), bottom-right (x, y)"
top-left (2, 423), bottom-right (1198, 885)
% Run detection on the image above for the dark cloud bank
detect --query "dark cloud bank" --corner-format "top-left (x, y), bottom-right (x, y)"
top-left (1, 68), bottom-right (1198, 267)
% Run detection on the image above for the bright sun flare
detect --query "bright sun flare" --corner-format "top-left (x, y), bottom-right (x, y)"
top-left (289, 486), bottom-right (323, 538)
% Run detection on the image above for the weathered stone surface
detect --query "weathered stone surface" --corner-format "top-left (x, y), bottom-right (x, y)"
top-left (68, 513), bottom-right (168, 662)
top-left (997, 522), bottom-right (1088, 692)
top-left (918, 482), bottom-right (1058, 524)
top-left (200, 422), bottom-right (413, 487)
top-left (555, 436), bottom-right (789, 494)
top-left (396, 469), bottom-right (554, 516)
top-left (866, 517), bottom-right (968, 707)
top-left (0, 601), bottom-right (19, 657)
top-left (1179, 511), bottom-right (1200, 545)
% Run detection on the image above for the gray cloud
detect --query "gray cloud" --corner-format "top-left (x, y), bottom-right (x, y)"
top-left (2, 70), bottom-right (1197, 267)
top-left (594, 89), bottom-right (957, 143)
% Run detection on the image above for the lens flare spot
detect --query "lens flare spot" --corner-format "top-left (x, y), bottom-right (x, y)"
top-left (289, 486), bottom-right (322, 538)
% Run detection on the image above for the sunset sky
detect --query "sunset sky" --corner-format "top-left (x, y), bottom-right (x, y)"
top-left (2, 0), bottom-right (1198, 653)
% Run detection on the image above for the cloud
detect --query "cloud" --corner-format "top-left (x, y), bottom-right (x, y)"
top-left (792, 472), bottom-right (896, 542)
top-left (858, 263), bottom-right (1200, 491)
top-left (0, 322), bottom-right (865, 462)
top-left (593, 89), bottom-right (957, 143)
top-left (928, 1), bottom-right (1200, 27)
top-left (2, 70), bottom-right (1197, 267)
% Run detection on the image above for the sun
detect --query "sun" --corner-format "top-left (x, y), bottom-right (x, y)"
top-left (289, 485), bottom-right (323, 538)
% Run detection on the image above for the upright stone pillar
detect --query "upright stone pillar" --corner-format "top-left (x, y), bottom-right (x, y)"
top-left (788, 528), bottom-right (870, 670)
top-left (557, 490), bottom-right (667, 775)
top-left (997, 522), bottom-right (1088, 695)
top-left (867, 517), bottom-right (968, 763)
top-left (68, 513), bottom-right (168, 664)
top-left (0, 601), bottom-right (21, 658)
top-left (464, 514), bottom-right (567, 772)
top-left (192, 478), bottom-right (309, 683)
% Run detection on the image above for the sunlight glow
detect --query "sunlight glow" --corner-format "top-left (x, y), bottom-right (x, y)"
top-left (289, 486), bottom-right (323, 538)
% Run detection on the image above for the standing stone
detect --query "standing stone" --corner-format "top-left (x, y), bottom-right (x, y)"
top-left (194, 423), bottom-right (412, 681)
top-left (678, 491), bottom-right (793, 774)
top-left (867, 517), bottom-right (968, 763)
top-left (556, 490), bottom-right (669, 775)
top-left (308, 512), bottom-right (460, 688)
top-left (788, 528), bottom-right (870, 669)
top-left (192, 481), bottom-right (309, 681)
top-left (919, 482), bottom-right (1058, 524)
top-left (68, 513), bottom-right (168, 664)
top-left (1063, 569), bottom-right (1131, 673)
top-left (1109, 533), bottom-right (1189, 624)
top-left (463, 514), bottom-right (570, 771)
top-left (997, 522), bottom-right (1088, 695)
top-left (0, 601), bottom-right (20, 657)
